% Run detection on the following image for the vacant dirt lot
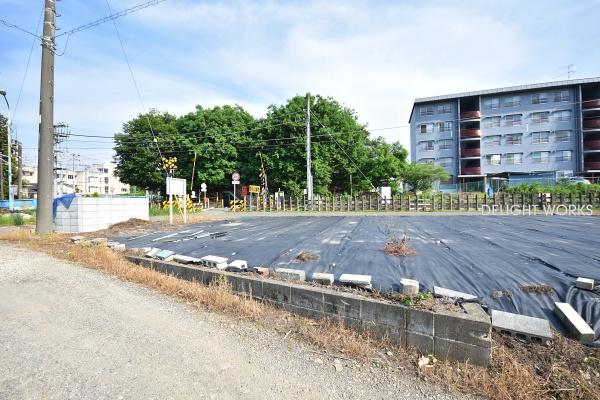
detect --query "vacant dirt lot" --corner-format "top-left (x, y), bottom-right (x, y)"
top-left (0, 243), bottom-right (465, 400)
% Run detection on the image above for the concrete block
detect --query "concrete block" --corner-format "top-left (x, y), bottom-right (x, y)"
top-left (275, 268), bottom-right (306, 281)
top-left (434, 337), bottom-right (491, 367)
top-left (262, 281), bottom-right (291, 304)
top-left (155, 250), bottom-right (175, 261)
top-left (283, 303), bottom-right (323, 320)
top-left (290, 286), bottom-right (324, 312)
top-left (366, 323), bottom-right (404, 344)
top-left (70, 235), bottom-right (85, 243)
top-left (433, 286), bottom-right (477, 300)
top-left (173, 254), bottom-right (200, 264)
top-left (112, 243), bottom-right (126, 252)
top-left (406, 331), bottom-right (434, 355)
top-left (491, 309), bottom-right (551, 343)
top-left (407, 308), bottom-right (434, 336)
top-left (145, 248), bottom-right (161, 258)
top-left (360, 298), bottom-right (406, 328)
top-left (339, 274), bottom-right (372, 289)
top-left (201, 255), bottom-right (228, 270)
top-left (323, 292), bottom-right (362, 319)
top-left (234, 276), bottom-right (263, 299)
top-left (311, 272), bottom-right (334, 285)
top-left (554, 302), bottom-right (595, 344)
top-left (399, 278), bottom-right (419, 295)
top-left (575, 277), bottom-right (594, 290)
top-left (436, 309), bottom-right (491, 347)
top-left (227, 260), bottom-right (248, 272)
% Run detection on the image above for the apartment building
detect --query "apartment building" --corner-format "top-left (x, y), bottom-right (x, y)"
top-left (409, 77), bottom-right (600, 191)
top-left (53, 162), bottom-right (130, 196)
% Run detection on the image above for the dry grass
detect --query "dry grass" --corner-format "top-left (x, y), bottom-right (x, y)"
top-left (2, 231), bottom-right (599, 400)
top-left (520, 284), bottom-right (554, 294)
top-left (295, 252), bottom-right (320, 262)
top-left (383, 234), bottom-right (416, 257)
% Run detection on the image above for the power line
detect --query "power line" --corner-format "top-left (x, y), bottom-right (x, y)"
top-left (0, 19), bottom-right (42, 39)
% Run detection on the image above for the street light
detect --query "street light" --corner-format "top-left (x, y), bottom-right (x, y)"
top-left (0, 90), bottom-right (13, 211)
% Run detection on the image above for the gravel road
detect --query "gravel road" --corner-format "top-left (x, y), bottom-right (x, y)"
top-left (0, 243), bottom-right (467, 399)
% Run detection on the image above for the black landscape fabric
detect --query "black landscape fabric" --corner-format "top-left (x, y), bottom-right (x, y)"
top-left (119, 215), bottom-right (600, 343)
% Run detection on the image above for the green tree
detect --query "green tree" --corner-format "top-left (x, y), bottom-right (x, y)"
top-left (0, 114), bottom-right (17, 199)
top-left (113, 110), bottom-right (179, 192)
top-left (400, 163), bottom-right (449, 193)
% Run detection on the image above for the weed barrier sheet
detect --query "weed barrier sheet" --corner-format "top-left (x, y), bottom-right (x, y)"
top-left (120, 215), bottom-right (600, 343)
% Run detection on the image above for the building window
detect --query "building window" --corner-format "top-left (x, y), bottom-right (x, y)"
top-left (438, 104), bottom-right (451, 114)
top-left (555, 130), bottom-right (571, 142)
top-left (504, 114), bottom-right (522, 126)
top-left (437, 157), bottom-right (453, 167)
top-left (554, 90), bottom-right (570, 102)
top-left (439, 121), bottom-right (452, 132)
top-left (104, 177), bottom-right (109, 184)
top-left (485, 154), bottom-right (502, 165)
top-left (503, 96), bottom-right (521, 107)
top-left (505, 133), bottom-right (522, 145)
top-left (438, 139), bottom-right (453, 150)
top-left (529, 111), bottom-right (549, 124)
top-left (531, 151), bottom-right (550, 163)
top-left (419, 123), bottom-right (434, 134)
top-left (105, 186), bottom-right (109, 193)
top-left (418, 158), bottom-right (435, 165)
top-left (483, 98), bottom-right (500, 109)
top-left (552, 110), bottom-right (572, 122)
top-left (67, 175), bottom-right (74, 180)
top-left (483, 116), bottom-right (501, 128)
top-left (420, 141), bottom-right (435, 151)
top-left (419, 106), bottom-right (434, 116)
top-left (555, 150), bottom-right (572, 162)
top-left (483, 135), bottom-right (501, 146)
top-left (531, 93), bottom-right (548, 104)
top-left (505, 153), bottom-right (523, 165)
top-left (531, 131), bottom-right (550, 144)
top-left (121, 188), bottom-right (128, 193)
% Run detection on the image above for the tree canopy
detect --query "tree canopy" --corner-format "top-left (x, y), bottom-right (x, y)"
top-left (400, 163), bottom-right (449, 193)
top-left (113, 95), bottom-right (410, 196)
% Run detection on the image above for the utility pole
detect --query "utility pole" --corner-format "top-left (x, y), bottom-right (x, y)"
top-left (17, 142), bottom-right (23, 199)
top-left (0, 91), bottom-right (12, 210)
top-left (0, 152), bottom-right (4, 200)
top-left (71, 153), bottom-right (79, 193)
top-left (305, 93), bottom-right (313, 207)
top-left (36, 0), bottom-right (56, 233)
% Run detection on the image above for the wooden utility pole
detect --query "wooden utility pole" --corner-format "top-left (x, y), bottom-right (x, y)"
top-left (36, 0), bottom-right (56, 233)
top-left (17, 142), bottom-right (23, 199)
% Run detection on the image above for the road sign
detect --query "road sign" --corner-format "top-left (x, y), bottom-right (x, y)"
top-left (232, 180), bottom-right (240, 185)
top-left (249, 185), bottom-right (260, 194)
top-left (166, 177), bottom-right (186, 195)
top-left (241, 185), bottom-right (248, 197)
top-left (232, 172), bottom-right (240, 181)
top-left (200, 182), bottom-right (207, 190)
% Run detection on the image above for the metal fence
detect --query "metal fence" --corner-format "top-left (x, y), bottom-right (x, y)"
top-left (242, 192), bottom-right (600, 212)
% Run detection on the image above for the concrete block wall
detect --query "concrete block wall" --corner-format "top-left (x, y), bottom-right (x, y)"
top-left (125, 256), bottom-right (492, 366)
top-left (54, 196), bottom-right (149, 233)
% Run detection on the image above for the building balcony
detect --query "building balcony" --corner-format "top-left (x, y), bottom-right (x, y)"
top-left (461, 148), bottom-right (481, 157)
top-left (583, 119), bottom-right (600, 130)
top-left (460, 129), bottom-right (481, 139)
top-left (460, 111), bottom-right (481, 120)
top-left (584, 140), bottom-right (600, 151)
top-left (582, 99), bottom-right (600, 110)
top-left (584, 161), bottom-right (600, 170)
top-left (461, 167), bottom-right (481, 175)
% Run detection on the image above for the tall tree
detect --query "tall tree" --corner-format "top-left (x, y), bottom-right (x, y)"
top-left (0, 114), bottom-right (17, 199)
top-left (400, 163), bottom-right (449, 193)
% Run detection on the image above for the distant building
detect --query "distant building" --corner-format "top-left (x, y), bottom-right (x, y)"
top-left (409, 77), bottom-right (600, 192)
top-left (22, 165), bottom-right (38, 198)
top-left (56, 162), bottom-right (130, 196)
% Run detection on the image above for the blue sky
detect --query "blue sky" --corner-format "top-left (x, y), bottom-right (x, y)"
top-left (1, 0), bottom-right (599, 167)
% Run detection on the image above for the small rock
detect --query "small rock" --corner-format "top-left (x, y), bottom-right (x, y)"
top-left (70, 235), bottom-right (85, 243)
top-left (334, 363), bottom-right (343, 372)
top-left (386, 351), bottom-right (393, 356)
top-left (314, 358), bottom-right (323, 365)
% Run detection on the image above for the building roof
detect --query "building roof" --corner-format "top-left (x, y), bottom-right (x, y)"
top-left (409, 76), bottom-right (600, 122)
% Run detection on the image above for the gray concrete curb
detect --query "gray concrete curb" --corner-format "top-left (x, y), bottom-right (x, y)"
top-left (124, 255), bottom-right (492, 366)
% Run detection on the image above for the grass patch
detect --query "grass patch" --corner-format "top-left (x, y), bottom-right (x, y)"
top-left (383, 234), bottom-right (416, 257)
top-left (295, 252), bottom-right (320, 262)
top-left (520, 284), bottom-right (554, 294)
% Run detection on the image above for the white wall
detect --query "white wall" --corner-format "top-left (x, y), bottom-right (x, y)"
top-left (54, 196), bottom-right (149, 233)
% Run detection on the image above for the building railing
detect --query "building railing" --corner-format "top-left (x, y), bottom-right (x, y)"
top-left (461, 148), bottom-right (481, 157)
top-left (584, 140), bottom-right (600, 151)
top-left (460, 129), bottom-right (481, 139)
top-left (460, 111), bottom-right (481, 119)
top-left (584, 161), bottom-right (600, 170)
top-left (583, 119), bottom-right (600, 129)
top-left (582, 99), bottom-right (600, 109)
top-left (461, 166), bottom-right (482, 175)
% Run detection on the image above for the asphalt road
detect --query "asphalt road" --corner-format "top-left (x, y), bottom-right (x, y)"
top-left (0, 243), bottom-right (465, 400)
